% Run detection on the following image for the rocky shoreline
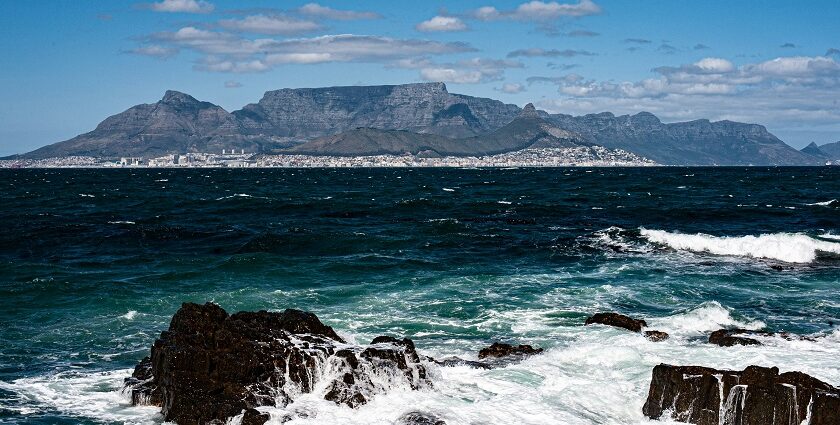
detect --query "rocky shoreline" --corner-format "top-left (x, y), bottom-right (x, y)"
top-left (125, 303), bottom-right (839, 424)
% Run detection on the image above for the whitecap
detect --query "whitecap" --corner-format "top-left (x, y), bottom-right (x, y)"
top-left (108, 221), bottom-right (135, 225)
top-left (498, 201), bottom-right (512, 205)
top-left (79, 194), bottom-right (95, 198)
top-left (442, 188), bottom-right (455, 192)
top-left (806, 199), bottom-right (837, 206)
top-left (121, 311), bottom-right (138, 320)
top-left (639, 228), bottom-right (840, 263)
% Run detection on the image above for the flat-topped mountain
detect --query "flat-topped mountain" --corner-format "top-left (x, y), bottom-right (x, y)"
top-left (289, 103), bottom-right (588, 157)
top-left (12, 82), bottom-right (827, 165)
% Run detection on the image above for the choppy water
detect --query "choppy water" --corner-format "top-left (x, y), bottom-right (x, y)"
top-left (0, 167), bottom-right (838, 424)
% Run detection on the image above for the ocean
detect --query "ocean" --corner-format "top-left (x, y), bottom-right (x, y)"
top-left (0, 167), bottom-right (838, 424)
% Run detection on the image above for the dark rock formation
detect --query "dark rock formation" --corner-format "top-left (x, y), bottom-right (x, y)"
top-left (477, 342), bottom-right (543, 359)
top-left (709, 328), bottom-right (762, 346)
top-left (397, 411), bottom-right (447, 425)
top-left (434, 357), bottom-right (493, 370)
top-left (241, 408), bottom-right (270, 425)
top-left (584, 312), bottom-right (647, 332)
top-left (124, 303), bottom-right (429, 425)
top-left (642, 363), bottom-right (840, 425)
top-left (644, 330), bottom-right (670, 342)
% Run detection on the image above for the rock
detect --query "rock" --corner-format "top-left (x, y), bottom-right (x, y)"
top-left (124, 303), bottom-right (430, 425)
top-left (642, 363), bottom-right (840, 425)
top-left (644, 330), bottom-right (669, 342)
top-left (584, 312), bottom-right (647, 332)
top-left (241, 408), bottom-right (270, 425)
top-left (397, 411), bottom-right (446, 425)
top-left (709, 328), bottom-right (763, 346)
top-left (477, 342), bottom-right (543, 359)
top-left (434, 356), bottom-right (492, 369)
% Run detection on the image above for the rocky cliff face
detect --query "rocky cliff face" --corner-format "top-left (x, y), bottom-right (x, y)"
top-left (235, 82), bottom-right (520, 140)
top-left (547, 112), bottom-right (821, 165)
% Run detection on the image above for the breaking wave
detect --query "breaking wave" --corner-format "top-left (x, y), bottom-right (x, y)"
top-left (639, 228), bottom-right (840, 263)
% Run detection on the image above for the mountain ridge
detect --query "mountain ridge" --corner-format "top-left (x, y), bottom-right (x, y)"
top-left (11, 83), bottom-right (826, 165)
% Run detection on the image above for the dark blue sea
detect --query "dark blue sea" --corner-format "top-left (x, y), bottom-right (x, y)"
top-left (0, 167), bottom-right (838, 424)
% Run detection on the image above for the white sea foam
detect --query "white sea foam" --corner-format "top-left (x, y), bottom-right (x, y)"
top-left (639, 228), bottom-right (840, 263)
top-left (121, 310), bottom-right (138, 320)
top-left (108, 221), bottom-right (136, 225)
top-left (806, 199), bottom-right (837, 206)
top-left (4, 304), bottom-right (839, 425)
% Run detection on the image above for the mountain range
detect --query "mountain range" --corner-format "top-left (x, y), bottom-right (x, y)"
top-left (800, 141), bottom-right (840, 162)
top-left (12, 82), bottom-right (829, 165)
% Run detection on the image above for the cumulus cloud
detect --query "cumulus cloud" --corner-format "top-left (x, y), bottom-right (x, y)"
top-left (147, 0), bottom-right (214, 13)
top-left (826, 48), bottom-right (840, 57)
top-left (507, 48), bottom-right (596, 58)
top-left (297, 3), bottom-right (381, 20)
top-left (498, 83), bottom-right (526, 93)
top-left (416, 16), bottom-right (468, 32)
top-left (530, 55), bottom-right (840, 131)
top-left (471, 0), bottom-right (602, 21)
top-left (218, 14), bottom-right (321, 35)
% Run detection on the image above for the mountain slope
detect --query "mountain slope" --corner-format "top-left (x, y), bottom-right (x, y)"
top-left (287, 104), bottom-right (590, 157)
top-left (546, 112), bottom-right (820, 165)
top-left (816, 141), bottom-right (840, 159)
top-left (801, 142), bottom-right (828, 158)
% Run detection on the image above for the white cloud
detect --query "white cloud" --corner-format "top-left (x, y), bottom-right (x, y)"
top-left (472, 0), bottom-right (602, 21)
top-left (416, 16), bottom-right (468, 32)
top-left (415, 57), bottom-right (523, 84)
top-left (146, 30), bottom-right (475, 71)
top-left (148, 0), bottom-right (214, 13)
top-left (218, 15), bottom-right (321, 35)
top-left (498, 83), bottom-right (526, 93)
top-left (507, 48), bottom-right (596, 58)
top-left (224, 80), bottom-right (242, 88)
top-left (297, 3), bottom-right (381, 20)
top-left (127, 45), bottom-right (179, 59)
top-left (530, 55), bottom-right (840, 132)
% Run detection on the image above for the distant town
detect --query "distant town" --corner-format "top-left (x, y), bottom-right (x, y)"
top-left (0, 147), bottom-right (661, 168)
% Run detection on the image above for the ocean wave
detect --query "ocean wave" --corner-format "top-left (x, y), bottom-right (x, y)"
top-left (646, 301), bottom-right (765, 335)
top-left (639, 228), bottom-right (840, 263)
top-left (806, 199), bottom-right (838, 207)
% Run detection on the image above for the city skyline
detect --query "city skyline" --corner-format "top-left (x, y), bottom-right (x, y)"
top-left (2, 0), bottom-right (839, 156)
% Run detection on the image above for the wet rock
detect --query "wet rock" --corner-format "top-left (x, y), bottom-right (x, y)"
top-left (124, 303), bottom-right (430, 425)
top-left (434, 356), bottom-right (492, 369)
top-left (397, 411), bottom-right (446, 425)
top-left (585, 312), bottom-right (647, 332)
top-left (709, 328), bottom-right (762, 346)
top-left (241, 408), bottom-right (270, 425)
top-left (644, 330), bottom-right (669, 342)
top-left (477, 342), bottom-right (543, 359)
top-left (643, 363), bottom-right (840, 425)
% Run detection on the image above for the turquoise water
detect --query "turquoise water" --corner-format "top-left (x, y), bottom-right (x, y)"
top-left (0, 167), bottom-right (838, 424)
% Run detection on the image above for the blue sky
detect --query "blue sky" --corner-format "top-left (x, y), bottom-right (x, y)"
top-left (1, 0), bottom-right (839, 155)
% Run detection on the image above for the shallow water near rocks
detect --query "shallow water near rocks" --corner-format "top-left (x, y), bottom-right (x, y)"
top-left (0, 167), bottom-right (838, 424)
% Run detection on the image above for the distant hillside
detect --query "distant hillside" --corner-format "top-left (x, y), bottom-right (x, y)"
top-left (288, 104), bottom-right (588, 157)
top-left (546, 112), bottom-right (819, 166)
top-left (802, 141), bottom-right (840, 160)
top-left (12, 82), bottom-right (828, 165)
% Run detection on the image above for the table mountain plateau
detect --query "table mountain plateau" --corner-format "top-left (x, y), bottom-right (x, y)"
top-left (12, 83), bottom-right (825, 165)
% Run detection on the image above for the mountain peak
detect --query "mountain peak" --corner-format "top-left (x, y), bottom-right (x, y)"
top-left (161, 90), bottom-right (198, 104)
top-left (519, 103), bottom-right (540, 118)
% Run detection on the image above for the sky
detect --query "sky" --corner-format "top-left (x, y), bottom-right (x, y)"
top-left (1, 0), bottom-right (839, 156)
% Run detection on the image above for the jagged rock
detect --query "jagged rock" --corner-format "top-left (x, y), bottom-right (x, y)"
top-left (477, 342), bottom-right (543, 359)
top-left (124, 303), bottom-right (430, 425)
top-left (644, 330), bottom-right (670, 342)
top-left (709, 328), bottom-right (762, 346)
top-left (397, 411), bottom-right (447, 425)
top-left (584, 312), bottom-right (647, 332)
top-left (642, 363), bottom-right (840, 425)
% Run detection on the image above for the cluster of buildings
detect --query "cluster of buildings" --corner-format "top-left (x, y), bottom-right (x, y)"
top-left (0, 147), bottom-right (656, 168)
